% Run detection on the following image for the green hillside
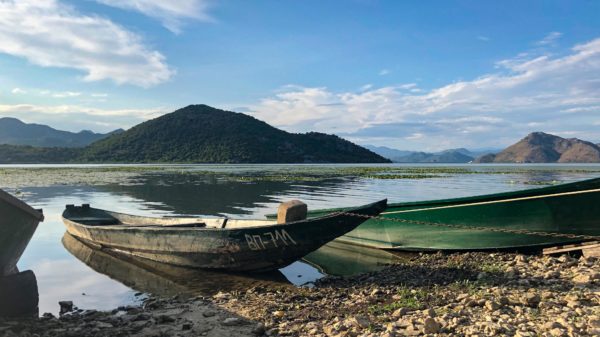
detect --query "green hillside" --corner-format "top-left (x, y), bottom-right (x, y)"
top-left (79, 105), bottom-right (389, 163)
top-left (0, 144), bottom-right (80, 164)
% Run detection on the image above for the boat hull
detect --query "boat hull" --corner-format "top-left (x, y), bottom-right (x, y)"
top-left (63, 200), bottom-right (386, 272)
top-left (62, 233), bottom-right (291, 297)
top-left (305, 178), bottom-right (600, 251)
top-left (0, 190), bottom-right (44, 276)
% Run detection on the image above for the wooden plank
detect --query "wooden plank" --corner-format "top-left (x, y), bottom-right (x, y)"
top-left (583, 245), bottom-right (600, 257)
top-left (543, 241), bottom-right (600, 255)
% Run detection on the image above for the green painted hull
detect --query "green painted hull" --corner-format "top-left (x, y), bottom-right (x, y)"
top-left (303, 178), bottom-right (600, 251)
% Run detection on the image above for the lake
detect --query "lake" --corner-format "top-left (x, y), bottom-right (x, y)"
top-left (5, 163), bottom-right (600, 315)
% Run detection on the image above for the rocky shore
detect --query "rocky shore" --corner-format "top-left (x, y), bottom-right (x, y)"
top-left (1, 252), bottom-right (598, 337)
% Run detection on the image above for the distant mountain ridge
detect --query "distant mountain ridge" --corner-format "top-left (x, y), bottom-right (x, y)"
top-left (74, 105), bottom-right (389, 163)
top-left (475, 132), bottom-right (600, 163)
top-left (364, 146), bottom-right (500, 163)
top-left (0, 117), bottom-right (121, 147)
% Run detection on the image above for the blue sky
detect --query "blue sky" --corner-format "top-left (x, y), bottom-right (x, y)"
top-left (1, 0), bottom-right (600, 151)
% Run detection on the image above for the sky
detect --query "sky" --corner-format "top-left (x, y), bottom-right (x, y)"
top-left (1, 0), bottom-right (600, 151)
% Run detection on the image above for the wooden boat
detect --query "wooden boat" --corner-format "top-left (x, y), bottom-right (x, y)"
top-left (294, 177), bottom-right (600, 251)
top-left (61, 199), bottom-right (387, 272)
top-left (0, 189), bottom-right (44, 276)
top-left (62, 232), bottom-right (292, 298)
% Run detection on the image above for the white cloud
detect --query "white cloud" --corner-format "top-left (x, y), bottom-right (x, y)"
top-left (0, 0), bottom-right (174, 87)
top-left (536, 32), bottom-right (562, 46)
top-left (95, 0), bottom-right (212, 33)
top-left (251, 37), bottom-right (600, 150)
top-left (51, 91), bottom-right (81, 98)
top-left (379, 69), bottom-right (390, 76)
top-left (477, 36), bottom-right (490, 42)
top-left (11, 87), bottom-right (26, 94)
top-left (0, 103), bottom-right (166, 118)
top-left (0, 103), bottom-right (170, 132)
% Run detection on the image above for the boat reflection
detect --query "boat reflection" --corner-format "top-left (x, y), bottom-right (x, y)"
top-left (0, 270), bottom-right (39, 317)
top-left (62, 233), bottom-right (293, 298)
top-left (303, 241), bottom-right (408, 276)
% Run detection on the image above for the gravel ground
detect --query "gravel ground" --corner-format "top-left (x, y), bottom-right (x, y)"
top-left (1, 252), bottom-right (598, 337)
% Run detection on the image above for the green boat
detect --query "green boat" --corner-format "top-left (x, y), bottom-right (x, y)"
top-left (279, 177), bottom-right (600, 251)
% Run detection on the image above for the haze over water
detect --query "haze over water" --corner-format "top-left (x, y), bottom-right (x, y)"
top-left (8, 163), bottom-right (600, 315)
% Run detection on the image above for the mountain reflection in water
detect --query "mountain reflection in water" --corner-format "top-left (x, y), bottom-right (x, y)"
top-left (62, 233), bottom-right (293, 298)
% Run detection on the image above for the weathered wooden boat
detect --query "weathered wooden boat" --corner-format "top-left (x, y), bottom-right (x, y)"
top-left (61, 199), bottom-right (387, 272)
top-left (62, 232), bottom-right (292, 297)
top-left (0, 189), bottom-right (44, 276)
top-left (291, 177), bottom-right (600, 251)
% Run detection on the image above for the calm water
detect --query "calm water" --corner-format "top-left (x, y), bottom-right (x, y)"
top-left (5, 163), bottom-right (600, 315)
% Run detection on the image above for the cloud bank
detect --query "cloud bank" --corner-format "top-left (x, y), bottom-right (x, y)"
top-left (0, 0), bottom-right (174, 87)
top-left (252, 37), bottom-right (600, 150)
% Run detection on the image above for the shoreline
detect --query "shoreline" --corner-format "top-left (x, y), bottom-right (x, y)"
top-left (1, 252), bottom-right (598, 336)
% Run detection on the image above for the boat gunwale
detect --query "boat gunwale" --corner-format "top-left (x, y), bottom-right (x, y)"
top-left (62, 199), bottom-right (387, 232)
top-left (0, 188), bottom-right (44, 221)
top-left (291, 177), bottom-right (600, 216)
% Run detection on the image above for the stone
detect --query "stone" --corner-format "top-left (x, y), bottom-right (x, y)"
top-left (95, 322), bottom-right (113, 329)
top-left (213, 292), bottom-right (230, 300)
top-left (549, 328), bottom-right (566, 337)
top-left (222, 317), bottom-right (242, 326)
top-left (252, 323), bottom-right (266, 335)
top-left (572, 274), bottom-right (592, 284)
top-left (422, 317), bottom-right (441, 334)
top-left (59, 301), bottom-right (74, 315)
top-left (272, 311), bottom-right (285, 318)
top-left (203, 310), bottom-right (217, 317)
top-left (424, 308), bottom-right (436, 318)
top-left (349, 315), bottom-right (370, 329)
top-left (485, 301), bottom-right (500, 311)
top-left (523, 293), bottom-right (540, 307)
top-left (182, 323), bottom-right (193, 330)
top-left (370, 288), bottom-right (382, 296)
top-left (277, 200), bottom-right (307, 224)
top-left (392, 307), bottom-right (409, 318)
top-left (155, 314), bottom-right (176, 324)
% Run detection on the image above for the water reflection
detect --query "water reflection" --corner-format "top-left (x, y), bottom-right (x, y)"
top-left (99, 172), bottom-right (352, 216)
top-left (62, 233), bottom-right (293, 298)
top-left (303, 241), bottom-right (406, 276)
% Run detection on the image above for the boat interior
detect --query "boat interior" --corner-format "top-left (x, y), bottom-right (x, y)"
top-left (64, 204), bottom-right (277, 229)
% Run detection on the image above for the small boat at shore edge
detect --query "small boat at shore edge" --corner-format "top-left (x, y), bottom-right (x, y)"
top-left (0, 189), bottom-right (44, 276)
top-left (285, 177), bottom-right (600, 251)
top-left (61, 199), bottom-right (387, 272)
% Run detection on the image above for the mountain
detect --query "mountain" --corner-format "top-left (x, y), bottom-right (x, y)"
top-left (363, 145), bottom-right (501, 163)
top-left (475, 132), bottom-right (600, 163)
top-left (363, 145), bottom-right (413, 160)
top-left (80, 105), bottom-right (389, 163)
top-left (393, 150), bottom-right (474, 163)
top-left (0, 117), bottom-right (120, 147)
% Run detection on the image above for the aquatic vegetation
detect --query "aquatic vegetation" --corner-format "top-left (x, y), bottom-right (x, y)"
top-left (1, 164), bottom-right (600, 188)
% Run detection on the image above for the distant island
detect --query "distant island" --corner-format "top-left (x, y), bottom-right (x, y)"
top-left (0, 105), bottom-right (389, 164)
